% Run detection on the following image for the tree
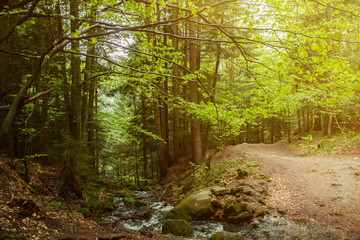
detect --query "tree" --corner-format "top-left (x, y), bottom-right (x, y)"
top-left (2, 0), bottom-right (360, 186)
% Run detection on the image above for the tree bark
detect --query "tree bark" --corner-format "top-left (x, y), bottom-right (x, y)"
top-left (153, 89), bottom-right (168, 178)
top-left (70, 0), bottom-right (82, 144)
top-left (189, 17), bottom-right (202, 164)
top-left (141, 92), bottom-right (148, 184)
top-left (171, 5), bottom-right (180, 164)
top-left (328, 113), bottom-right (333, 137)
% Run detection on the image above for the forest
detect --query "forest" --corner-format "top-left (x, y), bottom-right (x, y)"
top-left (2, 0), bottom-right (360, 184)
top-left (1, 0), bottom-right (360, 238)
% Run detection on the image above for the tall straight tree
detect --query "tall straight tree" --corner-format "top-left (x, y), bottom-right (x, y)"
top-left (171, 4), bottom-right (180, 164)
top-left (70, 0), bottom-right (82, 144)
top-left (146, 3), bottom-right (168, 178)
top-left (64, 0), bottom-right (83, 188)
top-left (189, 16), bottom-right (202, 164)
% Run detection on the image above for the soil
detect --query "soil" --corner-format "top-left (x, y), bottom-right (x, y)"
top-left (219, 141), bottom-right (360, 238)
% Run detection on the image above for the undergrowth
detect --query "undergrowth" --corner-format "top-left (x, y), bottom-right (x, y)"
top-left (296, 133), bottom-right (360, 156)
top-left (190, 157), bottom-right (258, 192)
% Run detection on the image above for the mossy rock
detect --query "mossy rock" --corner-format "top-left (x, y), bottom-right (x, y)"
top-left (211, 199), bottom-right (222, 209)
top-left (224, 200), bottom-right (244, 217)
top-left (224, 201), bottom-right (255, 223)
top-left (211, 186), bottom-right (231, 196)
top-left (163, 190), bottom-right (214, 221)
top-left (123, 196), bottom-right (147, 207)
top-left (209, 231), bottom-right (246, 240)
top-left (162, 219), bottom-right (193, 237)
top-left (227, 211), bottom-right (253, 222)
top-left (231, 186), bottom-right (255, 196)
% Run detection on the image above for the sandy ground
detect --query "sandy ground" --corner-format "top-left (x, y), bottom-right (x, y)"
top-left (221, 142), bottom-right (360, 238)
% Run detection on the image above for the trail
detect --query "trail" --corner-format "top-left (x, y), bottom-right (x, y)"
top-left (221, 142), bottom-right (360, 237)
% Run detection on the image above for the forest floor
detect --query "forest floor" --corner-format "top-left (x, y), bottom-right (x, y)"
top-left (2, 136), bottom-right (360, 239)
top-left (221, 141), bottom-right (360, 238)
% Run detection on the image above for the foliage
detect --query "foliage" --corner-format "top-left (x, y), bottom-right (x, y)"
top-left (2, 0), bottom-right (360, 185)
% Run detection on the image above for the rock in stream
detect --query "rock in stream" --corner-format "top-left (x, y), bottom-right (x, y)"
top-left (103, 190), bottom-right (348, 240)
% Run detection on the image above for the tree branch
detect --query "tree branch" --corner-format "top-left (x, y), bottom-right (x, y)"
top-left (0, 0), bottom-right (41, 45)
top-left (0, 0), bottom-right (35, 12)
top-left (0, 88), bottom-right (55, 111)
top-left (0, 48), bottom-right (41, 59)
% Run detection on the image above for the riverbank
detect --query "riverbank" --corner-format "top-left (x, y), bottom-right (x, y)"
top-left (1, 139), bottom-right (358, 239)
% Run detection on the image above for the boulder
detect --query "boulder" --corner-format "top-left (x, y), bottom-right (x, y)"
top-left (223, 200), bottom-right (245, 217)
top-left (223, 200), bottom-right (255, 223)
top-left (163, 190), bottom-right (214, 221)
top-left (211, 186), bottom-right (231, 196)
top-left (162, 219), bottom-right (193, 237)
top-left (227, 211), bottom-right (254, 222)
top-left (209, 231), bottom-right (246, 240)
top-left (230, 186), bottom-right (255, 195)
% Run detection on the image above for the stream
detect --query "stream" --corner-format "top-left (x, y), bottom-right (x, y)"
top-left (103, 191), bottom-right (347, 239)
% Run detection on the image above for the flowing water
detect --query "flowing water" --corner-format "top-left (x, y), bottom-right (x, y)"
top-left (103, 191), bottom-right (347, 239)
top-left (103, 191), bottom-right (223, 237)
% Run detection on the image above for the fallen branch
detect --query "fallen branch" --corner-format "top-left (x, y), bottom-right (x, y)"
top-left (0, 88), bottom-right (55, 111)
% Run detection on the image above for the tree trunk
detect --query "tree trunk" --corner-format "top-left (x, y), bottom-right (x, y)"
top-left (81, 9), bottom-right (96, 141)
top-left (153, 91), bottom-right (168, 178)
top-left (328, 113), bottom-right (333, 137)
top-left (141, 92), bottom-right (148, 184)
top-left (160, 77), bottom-right (171, 167)
top-left (41, 84), bottom-right (49, 154)
top-left (95, 87), bottom-right (99, 175)
top-left (297, 109), bottom-right (301, 134)
top-left (189, 17), bottom-right (202, 164)
top-left (181, 21), bottom-right (189, 158)
top-left (314, 109), bottom-right (322, 131)
top-left (171, 5), bottom-right (180, 164)
top-left (70, 0), bottom-right (82, 144)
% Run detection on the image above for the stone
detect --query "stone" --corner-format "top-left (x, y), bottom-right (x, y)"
top-left (211, 199), bottom-right (222, 209)
top-left (255, 208), bottom-right (266, 217)
top-left (230, 186), bottom-right (243, 195)
top-left (211, 186), bottom-right (231, 196)
top-left (224, 201), bottom-right (255, 223)
top-left (238, 196), bottom-right (253, 203)
top-left (209, 231), bottom-right (246, 240)
top-left (162, 219), bottom-right (193, 237)
top-left (224, 200), bottom-right (246, 217)
top-left (278, 208), bottom-right (288, 215)
top-left (163, 190), bottom-right (214, 221)
top-left (227, 211), bottom-right (254, 222)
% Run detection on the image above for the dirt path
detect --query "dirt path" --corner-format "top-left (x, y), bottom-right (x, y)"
top-left (225, 142), bottom-right (360, 238)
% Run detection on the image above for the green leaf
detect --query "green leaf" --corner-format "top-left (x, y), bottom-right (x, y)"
top-left (310, 43), bottom-right (318, 51)
top-left (91, 37), bottom-right (98, 44)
